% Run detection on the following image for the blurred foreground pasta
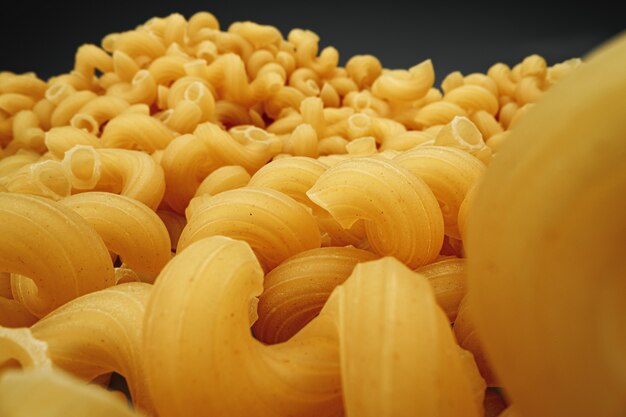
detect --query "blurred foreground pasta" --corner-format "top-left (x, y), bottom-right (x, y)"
top-left (0, 10), bottom-right (590, 417)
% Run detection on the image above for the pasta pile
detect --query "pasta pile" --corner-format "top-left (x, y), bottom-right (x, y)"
top-left (0, 11), bottom-right (582, 417)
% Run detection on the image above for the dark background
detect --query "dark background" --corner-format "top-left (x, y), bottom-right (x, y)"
top-left (1, 1), bottom-right (623, 85)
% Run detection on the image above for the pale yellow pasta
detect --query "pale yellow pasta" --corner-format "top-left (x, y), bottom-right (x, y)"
top-left (288, 28), bottom-right (339, 77)
top-left (441, 71), bottom-right (465, 94)
top-left (69, 113), bottom-right (99, 135)
top-left (415, 101), bottom-right (468, 127)
top-left (50, 90), bottom-right (98, 127)
top-left (0, 159), bottom-right (71, 200)
top-left (254, 246), bottom-right (378, 343)
top-left (415, 257), bottom-right (467, 322)
top-left (345, 136), bottom-right (377, 156)
top-left (61, 145), bottom-right (101, 189)
top-left (289, 67), bottom-right (321, 96)
top-left (148, 55), bottom-right (189, 85)
top-left (307, 157), bottom-right (444, 268)
top-left (194, 40), bottom-right (219, 63)
top-left (546, 57), bottom-right (582, 85)
top-left (371, 59), bottom-right (434, 102)
top-left (0, 193), bottom-right (114, 317)
top-left (264, 85), bottom-right (306, 119)
top-left (520, 54), bottom-right (547, 78)
top-left (469, 110), bottom-right (504, 139)
top-left (60, 192), bottom-right (171, 280)
top-left (31, 98), bottom-right (55, 131)
top-left (194, 165), bottom-right (251, 197)
top-left (4, 110), bottom-right (45, 154)
top-left (94, 148), bottom-right (166, 210)
top-left (485, 130), bottom-right (511, 154)
top-left (75, 95), bottom-right (130, 127)
top-left (109, 30), bottom-right (166, 60)
top-left (498, 101), bottom-right (519, 129)
top-left (464, 73), bottom-right (499, 96)
top-left (369, 116), bottom-right (406, 142)
top-left (74, 44), bottom-right (113, 80)
top-left (327, 74), bottom-right (359, 96)
top-left (0, 149), bottom-right (39, 177)
top-left (394, 145), bottom-right (485, 239)
top-left (0, 369), bottom-right (143, 417)
top-left (283, 123), bottom-right (318, 157)
top-left (434, 116), bottom-right (489, 157)
top-left (487, 62), bottom-right (516, 97)
top-left (112, 50), bottom-right (140, 82)
top-left (144, 236), bottom-right (343, 417)
top-left (156, 209), bottom-right (187, 251)
top-left (96, 72), bottom-right (121, 90)
top-left (346, 112), bottom-right (372, 139)
top-left (101, 113), bottom-right (175, 151)
top-left (443, 84), bottom-right (499, 115)
top-left (178, 187), bottom-right (321, 269)
top-left (345, 54), bottom-right (383, 88)
top-left (0, 74), bottom-right (47, 99)
top-left (318, 135), bottom-right (348, 155)
top-left (514, 76), bottom-right (543, 104)
top-left (160, 133), bottom-right (216, 213)
top-left (379, 130), bottom-right (435, 151)
top-left (300, 96), bottom-right (325, 137)
top-left (457, 179), bottom-right (480, 241)
top-left (0, 327), bottom-right (52, 370)
top-left (0, 296), bottom-right (38, 327)
top-left (194, 122), bottom-right (282, 173)
top-left (230, 21), bottom-right (282, 49)
top-left (44, 126), bottom-right (102, 159)
top-left (166, 99), bottom-right (203, 133)
top-left (106, 69), bottom-right (157, 105)
top-left (508, 102), bottom-right (534, 128)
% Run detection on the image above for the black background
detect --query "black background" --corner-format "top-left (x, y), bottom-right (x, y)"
top-left (1, 1), bottom-right (623, 84)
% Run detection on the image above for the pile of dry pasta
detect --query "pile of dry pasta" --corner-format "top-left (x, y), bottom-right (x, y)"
top-left (0, 11), bottom-right (582, 417)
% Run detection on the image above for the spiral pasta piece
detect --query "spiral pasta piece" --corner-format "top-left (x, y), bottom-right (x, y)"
top-left (194, 164), bottom-right (250, 197)
top-left (320, 256), bottom-right (485, 417)
top-left (0, 369), bottom-right (143, 417)
top-left (101, 113), bottom-right (175, 152)
top-left (0, 327), bottom-right (51, 370)
top-left (178, 187), bottom-right (321, 269)
top-left (60, 192), bottom-right (171, 280)
top-left (394, 145), bottom-right (485, 239)
top-left (415, 257), bottom-right (467, 322)
top-left (144, 236), bottom-right (343, 417)
top-left (307, 157), bottom-right (444, 268)
top-left (254, 246), bottom-right (378, 343)
top-left (0, 193), bottom-right (114, 317)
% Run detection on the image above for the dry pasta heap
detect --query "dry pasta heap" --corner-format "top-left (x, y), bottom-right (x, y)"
top-left (0, 11), bottom-right (584, 417)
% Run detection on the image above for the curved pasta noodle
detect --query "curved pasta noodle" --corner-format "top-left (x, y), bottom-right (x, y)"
top-left (415, 101), bottom-right (468, 127)
top-left (101, 113), bottom-right (175, 152)
top-left (394, 145), bottom-right (485, 239)
top-left (0, 327), bottom-right (51, 369)
top-left (0, 149), bottom-right (39, 177)
top-left (0, 159), bottom-right (71, 200)
top-left (178, 187), bottom-right (321, 269)
top-left (0, 369), bottom-right (143, 417)
top-left (144, 236), bottom-right (343, 417)
top-left (307, 157), bottom-right (444, 268)
top-left (60, 192), bottom-right (171, 280)
top-left (371, 59), bottom-right (434, 102)
top-left (194, 164), bottom-right (251, 197)
top-left (254, 246), bottom-right (378, 343)
top-left (415, 256), bottom-right (467, 322)
top-left (443, 84), bottom-right (499, 115)
top-left (0, 193), bottom-right (114, 317)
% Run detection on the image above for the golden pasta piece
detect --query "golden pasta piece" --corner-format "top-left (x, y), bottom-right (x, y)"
top-left (415, 101), bottom-right (468, 127)
top-left (379, 130), bottom-right (434, 151)
top-left (444, 84), bottom-right (499, 115)
top-left (416, 256), bottom-right (467, 322)
top-left (60, 192), bottom-right (171, 280)
top-left (0, 74), bottom-right (47, 99)
top-left (469, 110), bottom-right (503, 140)
top-left (0, 327), bottom-right (51, 370)
top-left (50, 90), bottom-right (97, 127)
top-left (394, 145), bottom-right (485, 238)
top-left (156, 209), bottom-right (187, 251)
top-left (194, 164), bottom-right (251, 197)
top-left (101, 113), bottom-right (175, 152)
top-left (514, 76), bottom-right (543, 105)
top-left (0, 296), bottom-right (38, 328)
top-left (441, 70), bottom-right (465, 94)
top-left (345, 55), bottom-right (383, 88)
top-left (371, 59), bottom-right (435, 102)
top-left (0, 367), bottom-right (143, 416)
top-left (0, 159), bottom-right (71, 200)
top-left (144, 236), bottom-right (342, 417)
top-left (0, 149), bottom-right (39, 177)
top-left (307, 157), bottom-right (444, 268)
top-left (487, 63), bottom-right (516, 97)
top-left (179, 187), bottom-right (321, 269)
top-left (74, 44), bottom-right (114, 79)
top-left (320, 257), bottom-right (485, 417)
top-left (0, 193), bottom-right (114, 317)
top-left (254, 246), bottom-right (378, 343)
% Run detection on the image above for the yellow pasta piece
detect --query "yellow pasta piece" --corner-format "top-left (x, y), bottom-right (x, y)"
top-left (0, 327), bottom-right (51, 369)
top-left (0, 159), bottom-right (71, 200)
top-left (345, 55), bottom-right (383, 88)
top-left (0, 193), bottom-right (114, 317)
top-left (178, 187), bottom-right (321, 269)
top-left (0, 149), bottom-right (39, 177)
top-left (444, 84), bottom-right (499, 115)
top-left (60, 192), bottom-right (171, 280)
top-left (254, 246), bottom-right (378, 343)
top-left (415, 101), bottom-right (468, 127)
top-left (0, 367), bottom-right (143, 416)
top-left (371, 59), bottom-right (435, 102)
top-left (415, 257), bottom-right (467, 322)
top-left (194, 164), bottom-right (251, 197)
top-left (50, 90), bottom-right (98, 127)
top-left (101, 113), bottom-right (175, 152)
top-left (144, 236), bottom-right (343, 417)
top-left (394, 145), bottom-right (485, 239)
top-left (307, 157), bottom-right (444, 268)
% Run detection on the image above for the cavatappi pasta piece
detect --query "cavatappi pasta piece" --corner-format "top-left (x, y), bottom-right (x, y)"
top-left (194, 164), bottom-right (251, 197)
top-left (435, 116), bottom-right (491, 163)
top-left (0, 193), bottom-right (114, 317)
top-left (345, 55), bottom-right (383, 89)
top-left (44, 126), bottom-right (102, 159)
top-left (0, 327), bottom-right (51, 370)
top-left (379, 130), bottom-right (435, 151)
top-left (371, 59), bottom-right (434, 102)
top-left (144, 236), bottom-right (343, 417)
top-left (394, 145), bottom-right (485, 239)
top-left (74, 95), bottom-right (130, 128)
top-left (469, 110), bottom-right (503, 140)
top-left (156, 209), bottom-right (187, 251)
top-left (443, 84), bottom-right (499, 116)
top-left (194, 122), bottom-right (282, 173)
top-left (100, 113), bottom-right (175, 152)
top-left (415, 257), bottom-right (467, 322)
top-left (0, 73), bottom-right (47, 99)
top-left (319, 256), bottom-right (485, 417)
top-left (0, 368), bottom-right (143, 417)
top-left (74, 44), bottom-right (113, 79)
top-left (0, 295), bottom-right (38, 328)
top-left (0, 159), bottom-right (71, 200)
top-left (454, 295), bottom-right (498, 386)
top-left (253, 246), bottom-right (378, 343)
top-left (0, 149), bottom-right (39, 177)
top-left (61, 145), bottom-right (101, 190)
top-left (94, 147), bottom-right (166, 210)
top-left (307, 157), bottom-right (444, 268)
top-left (178, 187), bottom-right (321, 269)
top-left (50, 90), bottom-right (98, 127)
top-left (60, 192), bottom-right (171, 281)
top-left (415, 101), bottom-right (468, 128)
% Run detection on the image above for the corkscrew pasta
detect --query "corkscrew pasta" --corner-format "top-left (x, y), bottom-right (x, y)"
top-left (0, 9), bottom-right (585, 416)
